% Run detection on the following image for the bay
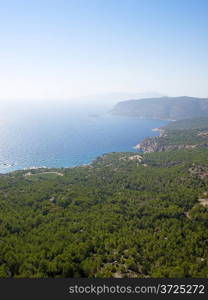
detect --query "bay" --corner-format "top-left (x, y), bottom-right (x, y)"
top-left (0, 101), bottom-right (168, 173)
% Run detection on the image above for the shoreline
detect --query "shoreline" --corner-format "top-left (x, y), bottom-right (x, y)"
top-left (0, 119), bottom-right (169, 175)
top-left (134, 126), bottom-right (167, 151)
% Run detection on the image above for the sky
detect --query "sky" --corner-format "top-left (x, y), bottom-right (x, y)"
top-left (0, 0), bottom-right (208, 103)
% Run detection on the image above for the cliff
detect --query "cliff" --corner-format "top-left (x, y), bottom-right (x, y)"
top-left (136, 136), bottom-right (200, 153)
top-left (135, 118), bottom-right (208, 153)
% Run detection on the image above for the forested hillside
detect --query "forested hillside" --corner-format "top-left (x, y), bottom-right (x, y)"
top-left (165, 117), bottom-right (208, 130)
top-left (0, 142), bottom-right (208, 277)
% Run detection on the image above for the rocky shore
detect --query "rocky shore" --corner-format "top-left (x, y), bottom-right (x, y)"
top-left (135, 126), bottom-right (208, 153)
top-left (135, 137), bottom-right (199, 153)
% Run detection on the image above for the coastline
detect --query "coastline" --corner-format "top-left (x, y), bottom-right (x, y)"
top-left (134, 125), bottom-right (167, 151)
top-left (0, 119), bottom-right (168, 175)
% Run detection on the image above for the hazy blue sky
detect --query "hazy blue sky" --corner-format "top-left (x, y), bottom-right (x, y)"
top-left (0, 0), bottom-right (208, 101)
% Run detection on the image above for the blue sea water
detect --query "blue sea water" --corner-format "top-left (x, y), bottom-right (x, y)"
top-left (0, 101), bottom-right (168, 173)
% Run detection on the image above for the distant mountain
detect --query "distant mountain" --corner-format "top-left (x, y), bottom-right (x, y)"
top-left (111, 96), bottom-right (208, 120)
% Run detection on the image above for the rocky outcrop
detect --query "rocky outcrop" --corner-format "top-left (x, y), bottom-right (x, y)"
top-left (136, 137), bottom-right (201, 153)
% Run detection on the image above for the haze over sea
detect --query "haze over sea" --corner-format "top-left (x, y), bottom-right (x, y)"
top-left (0, 100), bottom-right (168, 173)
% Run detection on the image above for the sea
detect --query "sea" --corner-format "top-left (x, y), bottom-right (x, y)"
top-left (0, 100), bottom-right (168, 173)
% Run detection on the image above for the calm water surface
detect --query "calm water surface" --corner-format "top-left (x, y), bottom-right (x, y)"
top-left (0, 101), bottom-right (168, 173)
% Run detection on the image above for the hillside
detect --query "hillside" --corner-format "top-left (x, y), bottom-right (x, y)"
top-left (0, 125), bottom-right (208, 278)
top-left (165, 117), bottom-right (208, 130)
top-left (136, 117), bottom-right (208, 153)
top-left (111, 96), bottom-right (208, 120)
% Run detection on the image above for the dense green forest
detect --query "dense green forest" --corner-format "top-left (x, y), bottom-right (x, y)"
top-left (0, 119), bottom-right (208, 278)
